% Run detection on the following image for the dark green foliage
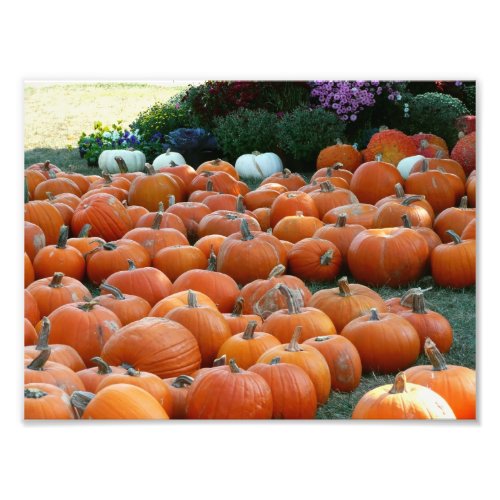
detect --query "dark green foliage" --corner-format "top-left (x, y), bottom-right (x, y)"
top-left (277, 108), bottom-right (347, 164)
top-left (402, 92), bottom-right (470, 149)
top-left (213, 109), bottom-right (280, 162)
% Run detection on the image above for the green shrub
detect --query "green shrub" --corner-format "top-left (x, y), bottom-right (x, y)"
top-left (213, 109), bottom-right (280, 161)
top-left (129, 100), bottom-right (193, 141)
top-left (402, 92), bottom-right (470, 148)
top-left (277, 108), bottom-right (346, 163)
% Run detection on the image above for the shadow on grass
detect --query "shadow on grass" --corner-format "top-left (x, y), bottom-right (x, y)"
top-left (24, 148), bottom-right (100, 174)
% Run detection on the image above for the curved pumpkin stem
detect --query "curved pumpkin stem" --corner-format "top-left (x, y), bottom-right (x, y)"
top-left (231, 297), bottom-right (244, 317)
top-left (171, 375), bottom-right (194, 388)
top-left (389, 372), bottom-right (407, 394)
top-left (35, 317), bottom-right (51, 351)
top-left (278, 284), bottom-right (301, 314)
top-left (27, 347), bottom-right (51, 371)
top-left (285, 325), bottom-right (303, 352)
top-left (446, 230), bottom-right (463, 245)
top-left (240, 218), bottom-right (254, 241)
top-left (335, 214), bottom-right (347, 227)
top-left (411, 291), bottom-right (428, 314)
top-left (25, 388), bottom-right (48, 399)
top-left (145, 164), bottom-right (156, 175)
top-left (401, 195), bottom-right (425, 206)
top-left (314, 336), bottom-right (332, 342)
top-left (394, 183), bottom-right (405, 198)
top-left (90, 357), bottom-right (113, 375)
top-left (56, 225), bottom-right (69, 249)
top-left (49, 272), bottom-right (64, 288)
top-left (400, 287), bottom-right (432, 308)
top-left (78, 224), bottom-right (92, 238)
top-left (242, 321), bottom-right (258, 340)
top-left (337, 277), bottom-right (352, 297)
top-left (77, 301), bottom-right (98, 312)
top-left (332, 162), bottom-right (344, 170)
top-left (100, 282), bottom-right (125, 300)
top-left (125, 367), bottom-right (141, 377)
top-left (207, 249), bottom-right (217, 271)
top-left (424, 338), bottom-right (448, 371)
top-left (70, 391), bottom-right (95, 415)
top-left (268, 264), bottom-right (286, 279)
top-left (283, 168), bottom-right (291, 178)
top-left (127, 259), bottom-right (137, 270)
top-left (320, 249), bottom-right (334, 266)
top-left (212, 354), bottom-right (226, 367)
top-left (187, 290), bottom-right (199, 308)
top-left (151, 211), bottom-right (163, 230)
top-left (229, 359), bottom-right (241, 373)
top-left (114, 156), bottom-right (129, 173)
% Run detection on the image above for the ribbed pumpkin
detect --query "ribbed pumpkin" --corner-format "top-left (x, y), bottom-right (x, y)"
top-left (341, 308), bottom-right (420, 374)
top-left (41, 301), bottom-right (122, 367)
top-left (33, 175), bottom-right (82, 200)
top-left (374, 196), bottom-right (433, 229)
top-left (248, 357), bottom-right (317, 419)
top-left (400, 215), bottom-right (442, 265)
top-left (33, 226), bottom-right (86, 281)
top-left (352, 371), bottom-right (455, 419)
top-left (25, 199), bottom-right (65, 245)
top-left (222, 297), bottom-right (263, 335)
top-left (105, 260), bottom-right (173, 306)
top-left (309, 181), bottom-right (358, 218)
top-left (239, 264), bottom-right (312, 319)
top-left (374, 183), bottom-right (435, 219)
top-left (410, 157), bottom-right (466, 183)
top-left (262, 285), bottom-right (336, 343)
top-left (45, 192), bottom-right (76, 225)
top-left (134, 200), bottom-right (186, 233)
top-left (257, 326), bottom-right (331, 405)
top-left (71, 193), bottom-right (133, 242)
top-left (216, 321), bottom-right (281, 369)
top-left (56, 171), bottom-right (91, 194)
top-left (411, 133), bottom-right (449, 155)
top-left (308, 277), bottom-right (386, 332)
top-left (71, 384), bottom-right (169, 419)
top-left (24, 221), bottom-right (46, 261)
top-left (24, 316), bottom-right (86, 372)
top-left (198, 210), bottom-right (260, 238)
top-left (101, 316), bottom-right (201, 379)
top-left (216, 219), bottom-right (288, 285)
top-left (97, 282), bottom-right (151, 326)
top-left (244, 188), bottom-right (282, 211)
top-left (26, 160), bottom-right (61, 178)
top-left (165, 290), bottom-right (232, 367)
top-left (322, 203), bottom-right (378, 229)
top-left (24, 348), bottom-right (85, 395)
top-left (404, 338), bottom-right (476, 419)
top-left (260, 169), bottom-right (306, 191)
top-left (66, 224), bottom-right (106, 259)
top-left (362, 129), bottom-right (418, 166)
top-left (348, 227), bottom-right (429, 287)
top-left (252, 207), bottom-right (271, 231)
top-left (433, 196), bottom-right (476, 243)
top-left (397, 291), bottom-right (453, 353)
top-left (197, 158), bottom-right (239, 180)
top-left (350, 157), bottom-right (405, 205)
top-left (171, 251), bottom-right (240, 313)
top-left (153, 245), bottom-right (208, 282)
top-left (431, 230), bottom-right (475, 288)
top-left (287, 238), bottom-right (342, 282)
top-left (461, 218), bottom-right (476, 240)
top-left (186, 359), bottom-right (273, 419)
top-left (317, 142), bottom-right (363, 172)
top-left (148, 290), bottom-right (218, 318)
top-left (312, 163), bottom-right (354, 185)
top-left (272, 211), bottom-right (324, 244)
top-left (162, 375), bottom-right (194, 419)
top-left (188, 170), bottom-right (247, 196)
top-left (24, 383), bottom-right (76, 420)
top-left (270, 191), bottom-right (319, 228)
top-left (303, 335), bottom-right (362, 392)
top-left (76, 357), bottom-right (127, 393)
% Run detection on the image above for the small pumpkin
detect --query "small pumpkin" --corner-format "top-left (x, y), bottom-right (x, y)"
top-left (148, 290), bottom-right (218, 318)
top-left (270, 191), bottom-right (319, 228)
top-left (260, 169), bottom-right (306, 191)
top-left (322, 203), bottom-right (378, 229)
top-left (316, 141), bottom-right (363, 172)
top-left (272, 211), bottom-right (324, 244)
top-left (76, 356), bottom-right (127, 393)
top-left (152, 149), bottom-right (186, 169)
top-left (162, 375), bottom-right (194, 419)
top-left (24, 383), bottom-right (75, 420)
top-left (153, 245), bottom-right (208, 282)
top-left (433, 196), bottom-right (476, 243)
top-left (235, 151), bottom-right (283, 179)
top-left (222, 297), bottom-right (263, 336)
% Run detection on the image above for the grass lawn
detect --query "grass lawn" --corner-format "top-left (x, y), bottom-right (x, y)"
top-left (24, 83), bottom-right (476, 419)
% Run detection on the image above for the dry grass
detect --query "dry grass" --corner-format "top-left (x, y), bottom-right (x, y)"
top-left (24, 82), bottom-right (188, 169)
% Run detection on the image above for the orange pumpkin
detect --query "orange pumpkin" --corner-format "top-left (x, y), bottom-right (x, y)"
top-left (24, 221), bottom-right (46, 261)
top-left (148, 290), bottom-right (218, 318)
top-left (322, 203), bottom-right (378, 229)
top-left (222, 297), bottom-right (263, 335)
top-left (24, 383), bottom-right (75, 420)
top-left (433, 196), bottom-right (476, 243)
top-left (316, 142), bottom-right (363, 172)
top-left (270, 191), bottom-right (319, 228)
top-left (76, 357), bottom-right (127, 393)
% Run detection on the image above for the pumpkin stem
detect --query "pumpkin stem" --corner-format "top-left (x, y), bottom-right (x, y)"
top-left (35, 317), bottom-right (51, 350)
top-left (314, 336), bottom-right (331, 342)
top-left (242, 320), bottom-right (258, 340)
top-left (207, 250), bottom-right (217, 271)
top-left (401, 214), bottom-right (412, 228)
top-left (394, 183), bottom-right (405, 198)
top-left (320, 249), bottom-right (334, 266)
top-left (25, 388), bottom-right (48, 399)
top-left (369, 308), bottom-right (380, 321)
top-left (319, 181), bottom-right (335, 192)
top-left (268, 264), bottom-right (286, 279)
top-left (278, 284), bottom-right (301, 315)
top-left (421, 158), bottom-right (429, 172)
top-left (400, 287), bottom-right (432, 308)
top-left (56, 225), bottom-right (69, 249)
top-left (206, 179), bottom-right (214, 192)
top-left (48, 169), bottom-right (57, 179)
top-left (411, 290), bottom-right (428, 314)
top-left (285, 326), bottom-right (303, 352)
top-left (78, 224), bottom-right (92, 238)
top-left (169, 161), bottom-right (178, 167)
top-left (389, 372), bottom-right (407, 394)
top-left (283, 168), bottom-right (291, 178)
top-left (157, 201), bottom-right (165, 214)
top-left (236, 195), bottom-right (246, 213)
top-left (100, 282), bottom-right (125, 300)
top-left (229, 359), bottom-right (241, 373)
top-left (375, 153), bottom-right (383, 162)
top-left (240, 218), bottom-right (254, 241)
top-left (171, 375), bottom-right (194, 388)
top-left (333, 162), bottom-right (344, 170)
top-left (125, 367), bottom-right (141, 377)
top-left (127, 259), bottom-right (137, 270)
top-left (77, 301), bottom-right (98, 312)
top-left (102, 242), bottom-right (118, 251)
top-left (211, 159), bottom-right (222, 166)
top-left (114, 156), bottom-right (129, 173)
top-left (102, 170), bottom-right (113, 184)
top-left (270, 357), bottom-right (281, 365)
top-left (335, 214), bottom-right (347, 228)
top-left (231, 297), bottom-right (244, 317)
top-left (27, 347), bottom-right (51, 371)
top-left (49, 272), bottom-right (64, 288)
top-left (151, 211), bottom-right (163, 230)
top-left (459, 196), bottom-right (468, 209)
top-left (70, 391), bottom-right (95, 415)
top-left (168, 195), bottom-right (176, 207)
top-left (335, 138), bottom-right (343, 145)
top-left (145, 164), bottom-right (155, 175)
top-left (337, 277), bottom-right (352, 297)
top-left (42, 160), bottom-right (51, 171)
top-left (213, 355), bottom-right (226, 367)
top-left (446, 230), bottom-right (463, 245)
top-left (424, 338), bottom-right (448, 371)
top-left (401, 195), bottom-right (425, 206)
top-left (187, 290), bottom-right (199, 308)
top-left (90, 356), bottom-right (113, 375)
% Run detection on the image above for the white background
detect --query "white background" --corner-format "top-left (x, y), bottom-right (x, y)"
top-left (3, 1), bottom-right (497, 498)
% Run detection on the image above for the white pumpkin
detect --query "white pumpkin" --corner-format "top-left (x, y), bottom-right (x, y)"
top-left (235, 151), bottom-right (283, 179)
top-left (152, 149), bottom-right (187, 170)
top-left (397, 154), bottom-right (426, 180)
top-left (98, 150), bottom-right (146, 173)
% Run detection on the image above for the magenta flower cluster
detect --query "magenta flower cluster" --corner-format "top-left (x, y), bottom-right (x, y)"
top-left (310, 81), bottom-right (402, 121)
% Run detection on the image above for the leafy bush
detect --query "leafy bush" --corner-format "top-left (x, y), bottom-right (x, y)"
top-left (277, 108), bottom-right (346, 163)
top-left (402, 92), bottom-right (470, 148)
top-left (213, 109), bottom-right (280, 161)
top-left (129, 100), bottom-right (193, 141)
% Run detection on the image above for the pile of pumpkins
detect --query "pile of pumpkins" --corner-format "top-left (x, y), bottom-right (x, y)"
top-left (24, 128), bottom-right (476, 420)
